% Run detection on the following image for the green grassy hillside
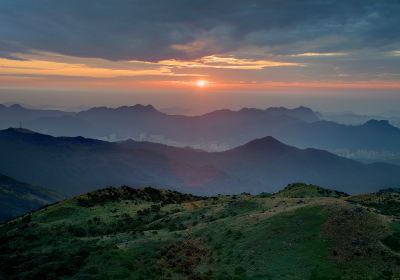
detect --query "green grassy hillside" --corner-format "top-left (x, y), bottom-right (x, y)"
top-left (1, 184), bottom-right (399, 280)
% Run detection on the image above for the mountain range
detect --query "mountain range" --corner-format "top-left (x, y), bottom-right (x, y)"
top-left (1, 127), bottom-right (399, 196)
top-left (1, 103), bottom-right (400, 163)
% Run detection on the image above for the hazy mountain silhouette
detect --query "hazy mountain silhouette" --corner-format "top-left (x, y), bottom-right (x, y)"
top-left (0, 103), bottom-right (70, 128)
top-left (0, 172), bottom-right (63, 221)
top-left (3, 103), bottom-right (400, 163)
top-left (278, 119), bottom-right (400, 156)
top-left (0, 128), bottom-right (399, 196)
top-left (17, 104), bottom-right (317, 148)
top-left (320, 110), bottom-right (400, 127)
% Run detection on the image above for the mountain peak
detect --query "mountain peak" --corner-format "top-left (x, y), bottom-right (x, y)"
top-left (4, 127), bottom-right (36, 134)
top-left (265, 106), bottom-right (318, 122)
top-left (239, 107), bottom-right (263, 113)
top-left (241, 136), bottom-right (287, 150)
top-left (363, 119), bottom-right (392, 129)
top-left (129, 104), bottom-right (157, 112)
top-left (83, 104), bottom-right (158, 115)
top-left (295, 105), bottom-right (313, 111)
top-left (276, 183), bottom-right (349, 198)
top-left (8, 104), bottom-right (24, 110)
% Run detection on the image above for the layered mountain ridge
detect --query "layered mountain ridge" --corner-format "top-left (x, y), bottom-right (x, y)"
top-left (2, 103), bottom-right (400, 163)
top-left (1, 127), bottom-right (399, 196)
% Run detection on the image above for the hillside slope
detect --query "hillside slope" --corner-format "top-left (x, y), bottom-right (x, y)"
top-left (1, 128), bottom-right (400, 195)
top-left (1, 184), bottom-right (399, 279)
top-left (0, 173), bottom-right (63, 222)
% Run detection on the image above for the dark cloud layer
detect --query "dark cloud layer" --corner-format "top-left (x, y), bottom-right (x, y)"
top-left (0, 0), bottom-right (400, 61)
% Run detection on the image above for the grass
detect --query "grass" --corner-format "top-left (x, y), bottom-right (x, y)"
top-left (1, 184), bottom-right (399, 279)
top-left (346, 191), bottom-right (400, 216)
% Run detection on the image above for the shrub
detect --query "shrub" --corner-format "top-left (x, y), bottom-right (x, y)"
top-left (234, 266), bottom-right (246, 275)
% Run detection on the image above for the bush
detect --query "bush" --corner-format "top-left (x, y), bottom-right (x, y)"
top-left (382, 233), bottom-right (400, 252)
top-left (234, 266), bottom-right (246, 275)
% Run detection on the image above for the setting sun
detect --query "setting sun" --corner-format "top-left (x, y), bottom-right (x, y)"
top-left (196, 80), bottom-right (207, 87)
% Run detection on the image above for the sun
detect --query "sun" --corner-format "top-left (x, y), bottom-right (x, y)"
top-left (196, 80), bottom-right (208, 87)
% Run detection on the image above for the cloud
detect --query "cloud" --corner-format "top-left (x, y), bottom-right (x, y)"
top-left (157, 55), bottom-right (303, 70)
top-left (0, 0), bottom-right (399, 62)
top-left (0, 51), bottom-right (301, 80)
top-left (388, 51), bottom-right (400, 56)
top-left (0, 57), bottom-right (169, 78)
top-left (0, 53), bottom-right (203, 78)
top-left (289, 52), bottom-right (348, 57)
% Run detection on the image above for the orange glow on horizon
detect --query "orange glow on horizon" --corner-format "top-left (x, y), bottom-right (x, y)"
top-left (2, 76), bottom-right (400, 91)
top-left (196, 80), bottom-right (208, 87)
top-left (0, 52), bottom-right (399, 92)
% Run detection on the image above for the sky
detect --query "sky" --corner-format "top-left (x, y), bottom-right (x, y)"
top-left (0, 0), bottom-right (400, 113)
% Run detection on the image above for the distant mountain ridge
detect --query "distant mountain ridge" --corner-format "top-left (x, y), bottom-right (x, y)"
top-left (3, 103), bottom-right (400, 163)
top-left (0, 103), bottom-right (318, 147)
top-left (0, 103), bottom-right (71, 128)
top-left (0, 128), bottom-right (399, 196)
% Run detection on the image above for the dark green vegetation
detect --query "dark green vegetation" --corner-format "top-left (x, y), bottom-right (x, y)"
top-left (1, 184), bottom-right (400, 280)
top-left (0, 173), bottom-right (63, 222)
top-left (276, 183), bottom-right (349, 198)
top-left (346, 190), bottom-right (400, 217)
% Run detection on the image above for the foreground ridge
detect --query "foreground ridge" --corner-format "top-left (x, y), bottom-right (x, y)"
top-left (1, 183), bottom-right (399, 279)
